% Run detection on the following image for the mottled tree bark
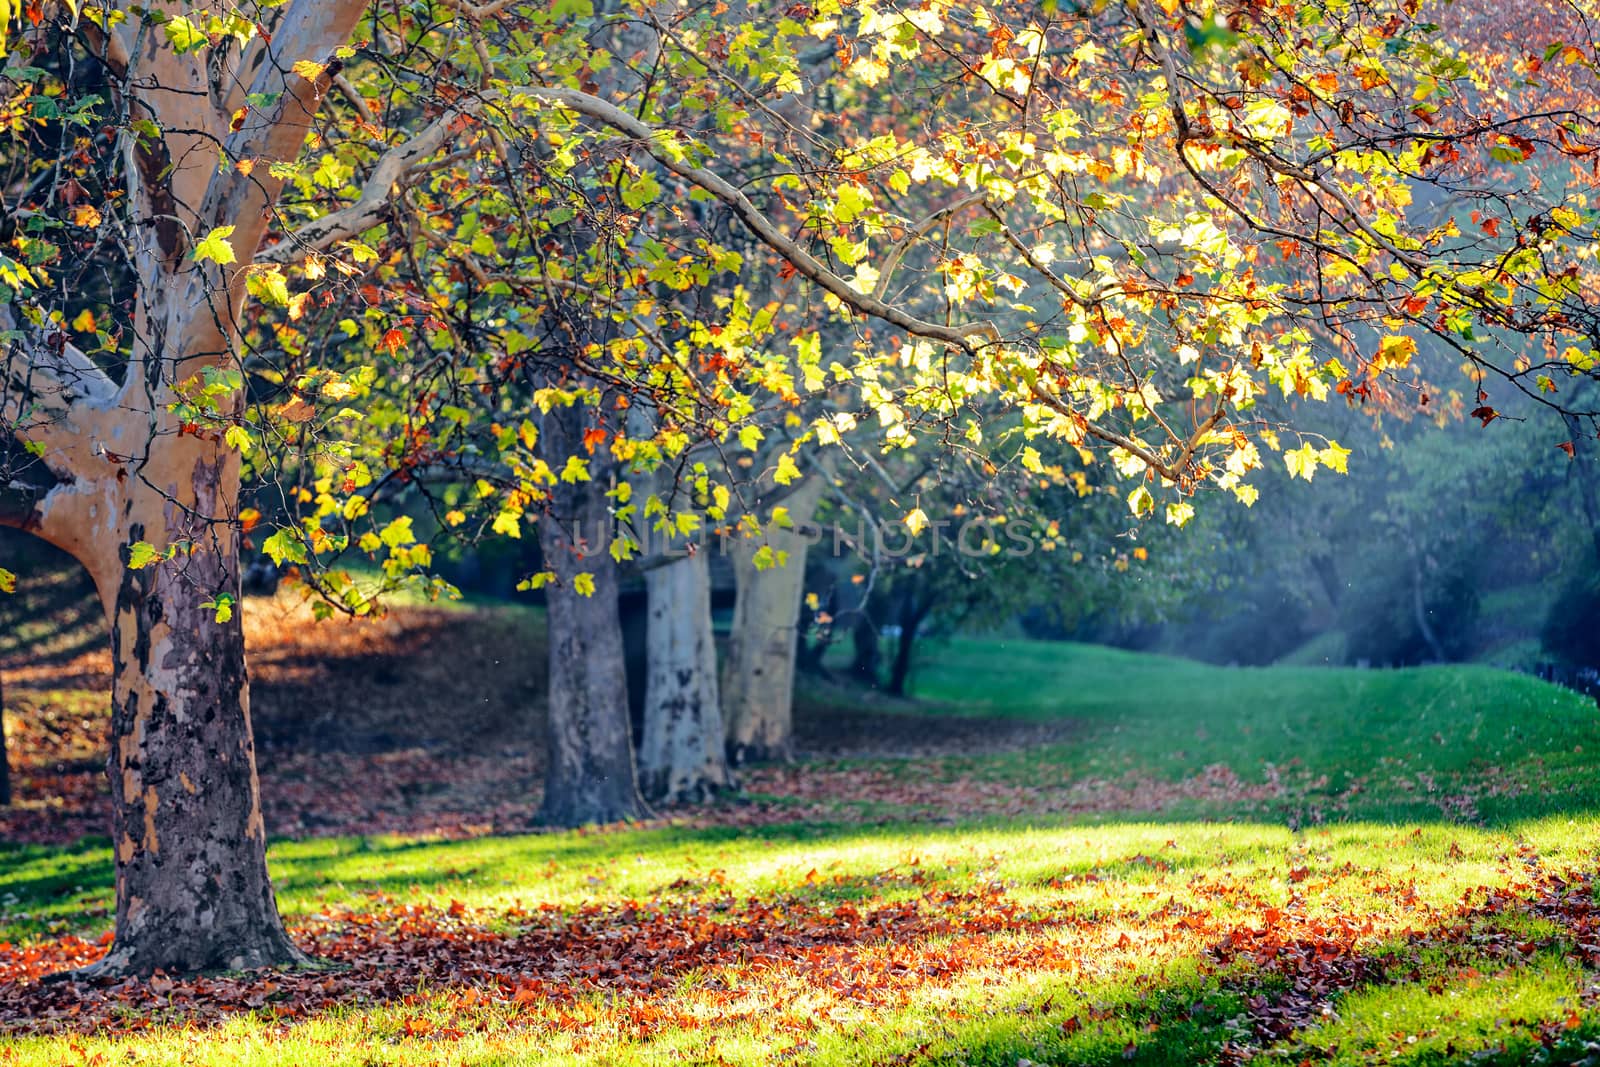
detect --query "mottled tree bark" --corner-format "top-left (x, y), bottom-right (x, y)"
top-left (722, 476), bottom-right (824, 765)
top-left (639, 550), bottom-right (733, 804)
top-left (90, 447), bottom-right (301, 975)
top-left (0, 0), bottom-right (365, 976)
top-left (535, 399), bottom-right (647, 828)
top-left (3, 429), bottom-right (304, 977)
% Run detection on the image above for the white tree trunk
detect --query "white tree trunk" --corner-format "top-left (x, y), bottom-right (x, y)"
top-left (638, 549), bottom-right (733, 804)
top-left (722, 476), bottom-right (824, 765)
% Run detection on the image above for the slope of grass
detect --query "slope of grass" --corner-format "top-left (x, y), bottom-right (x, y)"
top-left (902, 637), bottom-right (1600, 824)
top-left (3, 629), bottom-right (1600, 1065)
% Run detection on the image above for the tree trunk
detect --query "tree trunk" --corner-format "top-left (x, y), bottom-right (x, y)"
top-left (535, 400), bottom-right (647, 828)
top-left (639, 550), bottom-right (734, 804)
top-left (885, 589), bottom-right (933, 698)
top-left (1, 669), bottom-right (10, 808)
top-left (850, 613), bottom-right (882, 687)
top-left (59, 435), bottom-right (303, 977)
top-left (1406, 535), bottom-right (1448, 664)
top-left (722, 476), bottom-right (824, 766)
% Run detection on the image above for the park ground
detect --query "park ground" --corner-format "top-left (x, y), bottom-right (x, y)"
top-left (2, 590), bottom-right (1599, 1066)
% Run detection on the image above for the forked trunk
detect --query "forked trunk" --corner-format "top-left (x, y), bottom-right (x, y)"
top-left (885, 588), bottom-right (933, 698)
top-left (721, 477), bottom-right (823, 766)
top-left (639, 550), bottom-right (733, 804)
top-left (535, 401), bottom-right (647, 828)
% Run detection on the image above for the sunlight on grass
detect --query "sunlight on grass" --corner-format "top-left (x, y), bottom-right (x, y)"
top-left (4, 636), bottom-right (1599, 1064)
top-left (4, 813), bottom-right (1599, 1065)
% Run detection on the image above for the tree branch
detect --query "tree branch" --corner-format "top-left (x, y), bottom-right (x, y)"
top-left (262, 83), bottom-right (1002, 353)
top-left (256, 111), bottom-right (459, 263)
top-left (2, 305), bottom-right (122, 481)
top-left (200, 0), bottom-right (371, 261)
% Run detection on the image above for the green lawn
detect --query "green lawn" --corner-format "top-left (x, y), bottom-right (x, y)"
top-left (3, 635), bottom-right (1598, 1066)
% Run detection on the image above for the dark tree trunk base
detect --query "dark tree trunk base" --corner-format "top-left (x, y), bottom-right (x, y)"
top-left (49, 935), bottom-right (312, 982)
top-left (726, 740), bottom-right (792, 768)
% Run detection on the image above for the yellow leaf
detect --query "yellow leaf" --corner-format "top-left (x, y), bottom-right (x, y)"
top-left (1372, 335), bottom-right (1416, 373)
top-left (192, 225), bottom-right (238, 265)
top-left (1284, 442), bottom-right (1320, 481)
top-left (1319, 442), bottom-right (1352, 474)
top-left (560, 456), bottom-right (590, 483)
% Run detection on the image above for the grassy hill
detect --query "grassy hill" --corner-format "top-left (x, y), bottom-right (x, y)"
top-left (2, 611), bottom-right (1598, 1066)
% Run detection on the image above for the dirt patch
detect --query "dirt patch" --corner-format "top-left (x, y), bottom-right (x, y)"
top-left (1, 597), bottom-right (1115, 846)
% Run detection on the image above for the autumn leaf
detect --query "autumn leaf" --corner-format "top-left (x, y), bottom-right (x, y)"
top-left (1284, 442), bottom-right (1321, 481)
top-left (1372, 335), bottom-right (1417, 373)
top-left (192, 225), bottom-right (237, 265)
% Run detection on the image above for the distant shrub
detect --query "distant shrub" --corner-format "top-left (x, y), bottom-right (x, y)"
top-left (1541, 574), bottom-right (1600, 667)
top-left (1342, 553), bottom-right (1480, 666)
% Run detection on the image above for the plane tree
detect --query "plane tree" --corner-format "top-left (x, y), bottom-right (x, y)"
top-left (0, 0), bottom-right (1596, 979)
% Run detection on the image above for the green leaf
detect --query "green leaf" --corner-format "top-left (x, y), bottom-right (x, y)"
top-left (622, 171), bottom-right (662, 210)
top-left (0, 567), bottom-right (14, 594)
top-left (192, 225), bottom-right (238, 265)
top-left (127, 541), bottom-right (162, 569)
top-left (378, 516), bottom-right (415, 548)
top-left (164, 15), bottom-right (208, 55)
top-left (204, 593), bottom-right (236, 624)
top-left (246, 266), bottom-right (289, 306)
top-left (262, 528), bottom-right (307, 567)
top-left (572, 572), bottom-right (597, 597)
top-left (832, 183), bottom-right (872, 224)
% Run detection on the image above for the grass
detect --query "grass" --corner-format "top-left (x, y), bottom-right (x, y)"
top-left (3, 632), bottom-right (1600, 1065)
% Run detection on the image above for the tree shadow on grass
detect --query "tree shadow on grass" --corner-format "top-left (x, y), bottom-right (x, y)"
top-left (0, 822), bottom-right (1597, 1064)
top-left (0, 879), bottom-right (1060, 1037)
top-left (862, 865), bottom-right (1600, 1067)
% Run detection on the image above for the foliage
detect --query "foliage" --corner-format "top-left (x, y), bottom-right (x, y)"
top-left (4, 0), bottom-right (1599, 603)
top-left (1541, 573), bottom-right (1600, 667)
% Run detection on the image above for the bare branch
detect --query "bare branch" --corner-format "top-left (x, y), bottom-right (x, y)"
top-left (256, 112), bottom-right (458, 263)
top-left (874, 193), bottom-right (986, 302)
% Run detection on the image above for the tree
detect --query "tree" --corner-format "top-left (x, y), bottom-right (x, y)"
top-left (2, 0), bottom-right (1595, 979)
top-left (0, 1), bottom-right (368, 976)
top-left (721, 473), bottom-right (826, 765)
